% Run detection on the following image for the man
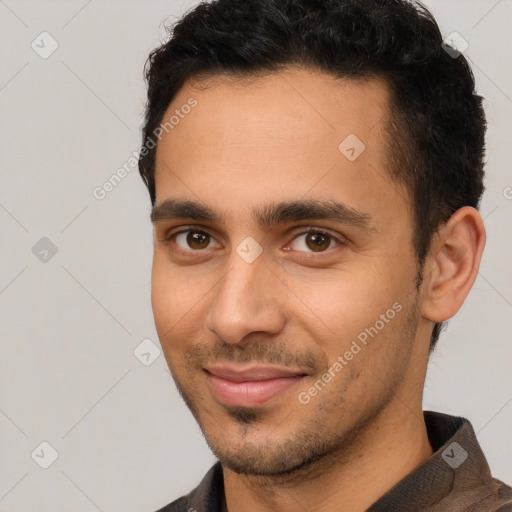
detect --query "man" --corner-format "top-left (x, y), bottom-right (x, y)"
top-left (138, 0), bottom-right (512, 510)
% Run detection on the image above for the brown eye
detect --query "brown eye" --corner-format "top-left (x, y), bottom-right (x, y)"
top-left (187, 231), bottom-right (209, 249)
top-left (174, 230), bottom-right (219, 250)
top-left (305, 232), bottom-right (330, 252)
top-left (289, 229), bottom-right (340, 253)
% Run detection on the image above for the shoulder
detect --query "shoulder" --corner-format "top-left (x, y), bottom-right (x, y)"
top-left (152, 461), bottom-right (224, 512)
top-left (469, 476), bottom-right (512, 512)
top-left (432, 476), bottom-right (512, 511)
top-left (153, 495), bottom-right (190, 512)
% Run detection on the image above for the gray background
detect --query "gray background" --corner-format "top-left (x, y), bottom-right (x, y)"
top-left (0, 1), bottom-right (510, 511)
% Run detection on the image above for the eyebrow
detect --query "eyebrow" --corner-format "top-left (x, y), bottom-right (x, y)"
top-left (150, 198), bottom-right (374, 231)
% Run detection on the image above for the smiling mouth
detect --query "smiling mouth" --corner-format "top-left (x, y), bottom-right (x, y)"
top-left (203, 364), bottom-right (308, 407)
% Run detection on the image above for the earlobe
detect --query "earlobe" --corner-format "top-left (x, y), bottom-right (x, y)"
top-left (421, 206), bottom-right (486, 323)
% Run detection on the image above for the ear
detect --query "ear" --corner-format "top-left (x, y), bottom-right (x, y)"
top-left (421, 206), bottom-right (486, 322)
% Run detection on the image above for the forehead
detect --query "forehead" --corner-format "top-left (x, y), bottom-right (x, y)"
top-left (156, 67), bottom-right (391, 159)
top-left (166, 67), bottom-right (390, 146)
top-left (153, 67), bottom-right (406, 229)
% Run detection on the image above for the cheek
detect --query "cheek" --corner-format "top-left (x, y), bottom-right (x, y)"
top-left (287, 273), bottom-right (413, 392)
top-left (151, 253), bottom-right (217, 360)
top-left (151, 255), bottom-right (193, 348)
top-left (151, 248), bottom-right (200, 317)
top-left (151, 265), bottom-right (177, 334)
top-left (289, 269), bottom-right (396, 342)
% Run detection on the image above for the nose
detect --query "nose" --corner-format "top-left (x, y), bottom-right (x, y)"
top-left (204, 253), bottom-right (286, 345)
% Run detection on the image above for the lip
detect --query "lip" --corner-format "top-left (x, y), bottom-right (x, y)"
top-left (204, 365), bottom-right (307, 407)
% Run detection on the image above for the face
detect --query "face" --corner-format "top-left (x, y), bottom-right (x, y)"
top-left (151, 67), bottom-right (426, 477)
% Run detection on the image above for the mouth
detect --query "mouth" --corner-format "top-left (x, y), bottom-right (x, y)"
top-left (203, 364), bottom-right (308, 408)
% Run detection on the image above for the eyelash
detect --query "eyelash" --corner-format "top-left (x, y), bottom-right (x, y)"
top-left (162, 226), bottom-right (346, 256)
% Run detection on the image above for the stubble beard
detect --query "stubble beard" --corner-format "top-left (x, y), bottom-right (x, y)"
top-left (167, 292), bottom-right (421, 481)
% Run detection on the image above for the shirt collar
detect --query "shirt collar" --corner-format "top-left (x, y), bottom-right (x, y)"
top-left (367, 410), bottom-right (492, 510)
top-left (185, 410), bottom-right (496, 511)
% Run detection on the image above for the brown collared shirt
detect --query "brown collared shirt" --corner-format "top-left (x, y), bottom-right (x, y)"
top-left (155, 411), bottom-right (512, 511)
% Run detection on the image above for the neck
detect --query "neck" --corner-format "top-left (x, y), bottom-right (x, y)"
top-left (221, 402), bottom-right (433, 512)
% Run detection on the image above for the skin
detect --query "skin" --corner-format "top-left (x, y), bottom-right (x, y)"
top-left (150, 66), bottom-right (486, 512)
